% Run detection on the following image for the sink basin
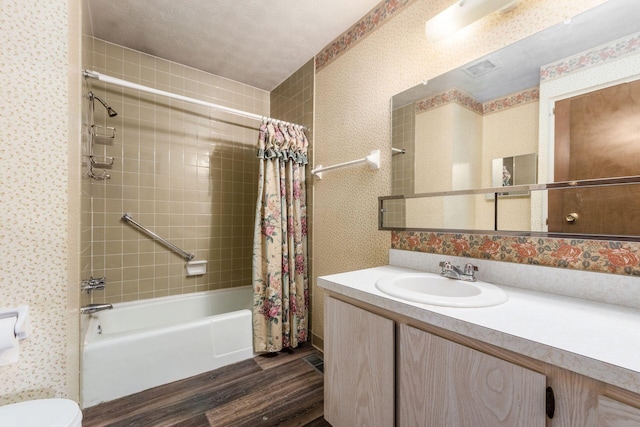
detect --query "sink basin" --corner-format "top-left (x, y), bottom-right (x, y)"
top-left (375, 272), bottom-right (508, 307)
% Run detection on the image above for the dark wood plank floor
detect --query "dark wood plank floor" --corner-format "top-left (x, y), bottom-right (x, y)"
top-left (83, 344), bottom-right (329, 427)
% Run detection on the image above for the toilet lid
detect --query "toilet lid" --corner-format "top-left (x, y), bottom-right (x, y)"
top-left (0, 398), bottom-right (82, 427)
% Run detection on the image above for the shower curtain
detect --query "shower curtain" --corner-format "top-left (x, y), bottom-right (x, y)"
top-left (252, 119), bottom-right (309, 353)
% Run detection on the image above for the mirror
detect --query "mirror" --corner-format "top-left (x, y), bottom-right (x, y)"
top-left (490, 153), bottom-right (536, 195)
top-left (388, 0), bottom-right (640, 237)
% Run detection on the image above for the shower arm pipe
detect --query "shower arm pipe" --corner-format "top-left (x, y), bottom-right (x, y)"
top-left (83, 70), bottom-right (307, 130)
top-left (311, 150), bottom-right (380, 180)
top-left (122, 213), bottom-right (195, 261)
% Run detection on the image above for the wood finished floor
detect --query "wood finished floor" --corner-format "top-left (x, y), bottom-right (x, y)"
top-left (82, 344), bottom-right (329, 427)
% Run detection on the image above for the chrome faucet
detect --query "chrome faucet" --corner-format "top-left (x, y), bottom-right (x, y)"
top-left (81, 277), bottom-right (106, 293)
top-left (80, 303), bottom-right (113, 314)
top-left (439, 261), bottom-right (478, 282)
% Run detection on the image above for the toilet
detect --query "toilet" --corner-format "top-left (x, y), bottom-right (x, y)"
top-left (0, 398), bottom-right (82, 426)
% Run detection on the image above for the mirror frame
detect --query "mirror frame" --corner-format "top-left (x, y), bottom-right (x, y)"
top-left (379, 175), bottom-right (640, 242)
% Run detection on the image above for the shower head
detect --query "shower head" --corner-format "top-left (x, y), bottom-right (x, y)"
top-left (88, 91), bottom-right (118, 117)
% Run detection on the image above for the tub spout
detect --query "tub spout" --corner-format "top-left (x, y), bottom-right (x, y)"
top-left (81, 303), bottom-right (113, 314)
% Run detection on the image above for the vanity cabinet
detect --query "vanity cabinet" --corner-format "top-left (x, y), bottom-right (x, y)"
top-left (324, 296), bottom-right (395, 427)
top-left (398, 324), bottom-right (546, 426)
top-left (324, 293), bottom-right (640, 427)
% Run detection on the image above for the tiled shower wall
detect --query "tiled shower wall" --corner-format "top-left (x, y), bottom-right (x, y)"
top-left (391, 103), bottom-right (415, 196)
top-left (80, 33), bottom-right (93, 308)
top-left (387, 103), bottom-right (415, 228)
top-left (269, 58), bottom-right (316, 343)
top-left (82, 38), bottom-right (269, 305)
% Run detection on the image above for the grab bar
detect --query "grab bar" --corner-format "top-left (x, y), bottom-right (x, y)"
top-left (121, 213), bottom-right (195, 261)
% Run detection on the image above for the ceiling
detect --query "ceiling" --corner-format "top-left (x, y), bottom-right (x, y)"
top-left (87, 0), bottom-right (383, 91)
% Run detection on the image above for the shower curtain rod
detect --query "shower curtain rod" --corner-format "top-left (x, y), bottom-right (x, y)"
top-left (83, 70), bottom-right (308, 130)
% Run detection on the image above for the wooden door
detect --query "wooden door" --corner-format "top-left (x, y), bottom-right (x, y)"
top-left (550, 80), bottom-right (640, 235)
top-left (324, 297), bottom-right (395, 427)
top-left (398, 324), bottom-right (546, 427)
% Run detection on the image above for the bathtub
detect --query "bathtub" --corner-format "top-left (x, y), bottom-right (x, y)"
top-left (82, 286), bottom-right (254, 408)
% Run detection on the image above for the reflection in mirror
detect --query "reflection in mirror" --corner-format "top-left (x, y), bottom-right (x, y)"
top-left (549, 186), bottom-right (640, 236)
top-left (490, 153), bottom-right (536, 198)
top-left (547, 80), bottom-right (640, 235)
top-left (380, 182), bottom-right (640, 237)
top-left (491, 153), bottom-right (536, 189)
top-left (389, 0), bottom-right (640, 237)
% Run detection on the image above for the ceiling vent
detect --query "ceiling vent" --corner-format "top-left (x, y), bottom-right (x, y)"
top-left (463, 58), bottom-right (500, 77)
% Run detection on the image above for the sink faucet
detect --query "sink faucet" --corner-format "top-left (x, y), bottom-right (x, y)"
top-left (439, 261), bottom-right (478, 282)
top-left (80, 303), bottom-right (113, 314)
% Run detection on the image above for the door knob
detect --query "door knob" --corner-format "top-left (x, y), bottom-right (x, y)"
top-left (565, 212), bottom-right (579, 223)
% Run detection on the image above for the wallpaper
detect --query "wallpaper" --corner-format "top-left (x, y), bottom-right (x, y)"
top-left (0, 0), bottom-right (82, 404)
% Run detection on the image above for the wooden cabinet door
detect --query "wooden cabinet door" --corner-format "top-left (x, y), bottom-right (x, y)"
top-left (398, 324), bottom-right (546, 427)
top-left (324, 297), bottom-right (395, 427)
top-left (598, 396), bottom-right (640, 427)
top-left (544, 365), bottom-right (599, 426)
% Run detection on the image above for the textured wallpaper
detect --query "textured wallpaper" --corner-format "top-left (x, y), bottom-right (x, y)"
top-left (313, 0), bottom-right (607, 343)
top-left (0, 0), bottom-right (81, 404)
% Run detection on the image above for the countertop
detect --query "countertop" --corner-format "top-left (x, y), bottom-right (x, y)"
top-left (318, 264), bottom-right (640, 395)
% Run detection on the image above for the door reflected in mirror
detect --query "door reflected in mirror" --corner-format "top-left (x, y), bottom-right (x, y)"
top-left (549, 80), bottom-right (640, 236)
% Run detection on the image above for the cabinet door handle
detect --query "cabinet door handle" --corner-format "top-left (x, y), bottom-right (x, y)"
top-left (546, 386), bottom-right (555, 419)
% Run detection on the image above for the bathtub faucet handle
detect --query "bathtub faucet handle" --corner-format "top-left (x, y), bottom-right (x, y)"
top-left (81, 277), bottom-right (106, 293)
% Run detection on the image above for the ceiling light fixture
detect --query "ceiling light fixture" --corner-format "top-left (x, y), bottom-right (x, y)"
top-left (425, 0), bottom-right (520, 42)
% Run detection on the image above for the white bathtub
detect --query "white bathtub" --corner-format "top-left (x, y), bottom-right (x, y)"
top-left (82, 286), bottom-right (254, 408)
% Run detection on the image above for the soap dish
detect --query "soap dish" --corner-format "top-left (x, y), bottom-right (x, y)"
top-left (186, 260), bottom-right (207, 276)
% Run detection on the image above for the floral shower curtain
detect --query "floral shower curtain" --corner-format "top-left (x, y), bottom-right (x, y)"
top-left (252, 119), bottom-right (309, 353)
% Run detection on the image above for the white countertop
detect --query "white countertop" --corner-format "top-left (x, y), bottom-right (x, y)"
top-left (318, 264), bottom-right (640, 394)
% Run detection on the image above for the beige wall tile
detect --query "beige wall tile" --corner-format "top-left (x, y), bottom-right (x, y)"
top-left (83, 40), bottom-right (269, 303)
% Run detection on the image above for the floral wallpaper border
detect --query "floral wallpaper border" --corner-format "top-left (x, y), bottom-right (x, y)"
top-left (416, 88), bottom-right (483, 114)
top-left (540, 32), bottom-right (640, 82)
top-left (414, 87), bottom-right (540, 115)
top-left (482, 88), bottom-right (539, 114)
top-left (316, 4), bottom-right (640, 81)
top-left (315, 0), bottom-right (418, 71)
top-left (392, 231), bottom-right (640, 276)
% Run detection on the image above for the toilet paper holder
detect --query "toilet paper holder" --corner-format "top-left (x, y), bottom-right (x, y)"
top-left (0, 306), bottom-right (29, 340)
